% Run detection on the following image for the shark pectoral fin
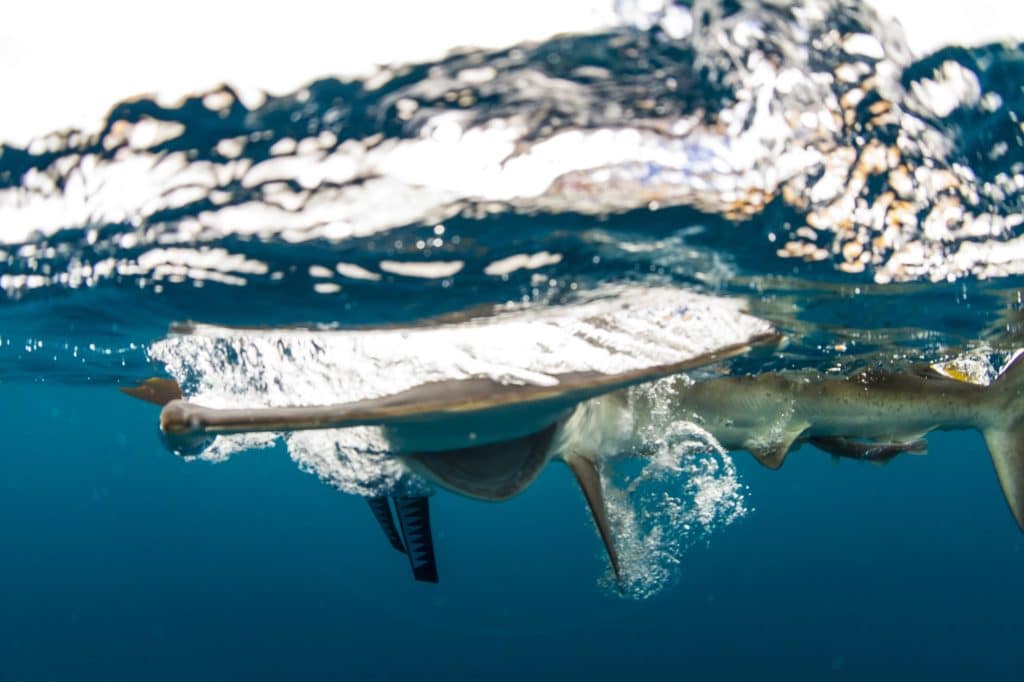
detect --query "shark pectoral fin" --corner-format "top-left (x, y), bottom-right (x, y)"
top-left (367, 497), bottom-right (406, 554)
top-left (120, 377), bottom-right (183, 406)
top-left (565, 454), bottom-right (622, 586)
top-left (982, 421), bottom-right (1024, 532)
top-left (394, 496), bottom-right (439, 583)
top-left (810, 437), bottom-right (927, 463)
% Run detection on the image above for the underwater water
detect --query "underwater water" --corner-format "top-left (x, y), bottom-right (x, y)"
top-left (2, 0), bottom-right (1023, 679)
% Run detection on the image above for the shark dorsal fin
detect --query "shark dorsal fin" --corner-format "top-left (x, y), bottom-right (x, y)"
top-left (565, 454), bottom-right (622, 585)
top-left (912, 365), bottom-right (951, 381)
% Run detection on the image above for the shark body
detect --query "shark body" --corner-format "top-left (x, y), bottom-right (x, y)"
top-left (658, 359), bottom-right (1024, 531)
top-left (558, 358), bottom-right (1024, 527)
top-left (663, 367), bottom-right (992, 464)
top-left (401, 353), bottom-right (1024, 579)
top-left (124, 352), bottom-right (1024, 584)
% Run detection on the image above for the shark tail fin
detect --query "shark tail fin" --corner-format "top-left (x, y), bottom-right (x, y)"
top-left (120, 377), bottom-right (183, 406)
top-left (982, 352), bottom-right (1024, 531)
top-left (565, 455), bottom-right (622, 586)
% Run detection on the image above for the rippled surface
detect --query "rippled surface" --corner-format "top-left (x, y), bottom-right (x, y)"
top-left (2, 1), bottom-right (1023, 371)
top-left (1, 0), bottom-right (1023, 675)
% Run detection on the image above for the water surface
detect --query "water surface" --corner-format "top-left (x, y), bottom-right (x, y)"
top-left (1, 1), bottom-right (1023, 679)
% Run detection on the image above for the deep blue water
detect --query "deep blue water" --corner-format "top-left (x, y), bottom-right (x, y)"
top-left (3, 0), bottom-right (1024, 679)
top-left (2, 383), bottom-right (1022, 680)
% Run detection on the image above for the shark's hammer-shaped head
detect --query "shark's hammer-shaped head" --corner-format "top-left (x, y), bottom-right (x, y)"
top-left (159, 400), bottom-right (216, 456)
top-left (120, 379), bottom-right (213, 457)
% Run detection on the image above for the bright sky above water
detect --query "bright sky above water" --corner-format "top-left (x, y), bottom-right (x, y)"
top-left (0, 1), bottom-right (1020, 146)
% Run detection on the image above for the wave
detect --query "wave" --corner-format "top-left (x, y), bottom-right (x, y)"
top-left (2, 0), bottom-right (1023, 308)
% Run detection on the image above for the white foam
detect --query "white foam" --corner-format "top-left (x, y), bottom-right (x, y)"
top-left (335, 262), bottom-right (383, 282)
top-left (484, 251), bottom-right (564, 277)
top-left (599, 378), bottom-right (747, 599)
top-left (149, 285), bottom-right (771, 410)
top-left (378, 260), bottom-right (465, 279)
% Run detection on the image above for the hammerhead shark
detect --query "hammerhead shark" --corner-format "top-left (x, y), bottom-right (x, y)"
top-left (124, 350), bottom-right (1024, 584)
